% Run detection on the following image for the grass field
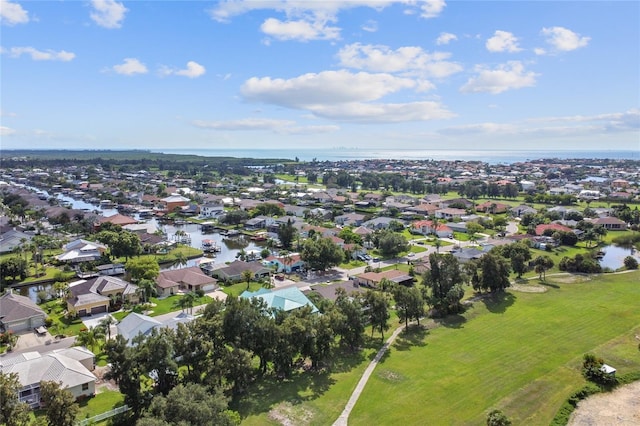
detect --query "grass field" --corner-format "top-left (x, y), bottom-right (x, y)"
top-left (348, 271), bottom-right (640, 425)
top-left (233, 270), bottom-right (640, 425)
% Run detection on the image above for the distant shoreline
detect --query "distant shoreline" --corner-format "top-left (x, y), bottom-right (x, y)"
top-left (1, 148), bottom-right (637, 165)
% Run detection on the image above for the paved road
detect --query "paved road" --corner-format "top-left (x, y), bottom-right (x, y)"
top-left (332, 324), bottom-right (410, 426)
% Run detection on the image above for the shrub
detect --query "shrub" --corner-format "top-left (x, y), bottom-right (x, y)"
top-left (623, 256), bottom-right (638, 270)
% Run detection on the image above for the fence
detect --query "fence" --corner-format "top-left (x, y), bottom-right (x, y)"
top-left (76, 404), bottom-right (130, 426)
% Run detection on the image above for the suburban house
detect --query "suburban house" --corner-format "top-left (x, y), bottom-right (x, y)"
top-left (95, 213), bottom-right (138, 229)
top-left (240, 287), bottom-right (318, 315)
top-left (264, 253), bottom-right (305, 273)
top-left (67, 276), bottom-right (139, 316)
top-left (510, 204), bottom-right (538, 217)
top-left (435, 208), bottom-right (467, 220)
top-left (354, 269), bottom-right (414, 288)
top-left (451, 246), bottom-right (488, 263)
top-left (56, 239), bottom-right (107, 263)
top-left (0, 290), bottom-right (46, 333)
top-left (160, 195), bottom-right (190, 213)
top-left (204, 260), bottom-right (271, 283)
top-left (305, 281), bottom-right (365, 302)
top-left (116, 312), bottom-right (195, 345)
top-left (244, 215), bottom-right (275, 231)
top-left (155, 266), bottom-right (218, 297)
top-left (200, 203), bottom-right (224, 218)
top-left (0, 346), bottom-right (96, 408)
top-left (588, 216), bottom-right (628, 230)
top-left (0, 229), bottom-right (33, 254)
top-left (475, 201), bottom-right (509, 214)
top-left (535, 223), bottom-right (572, 236)
top-left (411, 220), bottom-right (453, 238)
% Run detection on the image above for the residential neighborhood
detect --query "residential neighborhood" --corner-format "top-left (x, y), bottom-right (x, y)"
top-left (0, 152), bottom-right (639, 425)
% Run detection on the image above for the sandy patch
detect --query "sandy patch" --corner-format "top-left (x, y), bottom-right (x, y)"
top-left (548, 274), bottom-right (592, 284)
top-left (568, 381), bottom-right (640, 426)
top-left (510, 283), bottom-right (548, 293)
top-left (268, 401), bottom-right (314, 426)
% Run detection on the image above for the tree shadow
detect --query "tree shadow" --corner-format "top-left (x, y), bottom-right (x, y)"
top-left (538, 280), bottom-right (560, 289)
top-left (233, 368), bottom-right (335, 418)
top-left (393, 325), bottom-right (428, 351)
top-left (433, 314), bottom-right (466, 329)
top-left (481, 291), bottom-right (516, 314)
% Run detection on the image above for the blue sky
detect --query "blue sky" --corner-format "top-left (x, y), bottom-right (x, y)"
top-left (1, 0), bottom-right (639, 152)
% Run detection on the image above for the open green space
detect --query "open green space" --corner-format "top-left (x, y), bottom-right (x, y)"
top-left (347, 271), bottom-right (640, 425)
top-left (221, 281), bottom-right (266, 298)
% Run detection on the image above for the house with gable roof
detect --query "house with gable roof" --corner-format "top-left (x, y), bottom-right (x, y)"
top-left (67, 276), bottom-right (139, 316)
top-left (56, 239), bottom-right (107, 264)
top-left (155, 266), bottom-right (218, 297)
top-left (0, 290), bottom-right (46, 333)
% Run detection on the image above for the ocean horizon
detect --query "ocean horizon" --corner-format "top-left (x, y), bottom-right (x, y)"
top-left (153, 148), bottom-right (638, 164)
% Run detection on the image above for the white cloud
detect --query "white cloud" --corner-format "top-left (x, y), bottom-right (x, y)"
top-left (0, 126), bottom-right (16, 136)
top-left (5, 46), bottom-right (75, 61)
top-left (192, 118), bottom-right (340, 134)
top-left (419, 0), bottom-right (446, 19)
top-left (210, 1), bottom-right (446, 41)
top-left (534, 47), bottom-right (546, 56)
top-left (241, 69), bottom-right (454, 123)
top-left (161, 61), bottom-right (206, 78)
top-left (362, 20), bottom-right (378, 32)
top-left (112, 58), bottom-right (148, 75)
top-left (309, 101), bottom-right (454, 123)
top-left (460, 61), bottom-right (538, 94)
top-left (439, 122), bottom-right (516, 135)
top-left (539, 26), bottom-right (590, 53)
top-left (486, 30), bottom-right (522, 53)
top-left (0, 0), bottom-right (28, 25)
top-left (261, 17), bottom-right (340, 41)
top-left (90, 0), bottom-right (128, 29)
top-left (436, 32), bottom-right (457, 45)
top-left (337, 43), bottom-right (462, 78)
top-left (529, 109), bottom-right (640, 132)
top-left (242, 70), bottom-right (416, 107)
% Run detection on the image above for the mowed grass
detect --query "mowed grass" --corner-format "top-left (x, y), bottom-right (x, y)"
top-left (349, 271), bottom-right (640, 425)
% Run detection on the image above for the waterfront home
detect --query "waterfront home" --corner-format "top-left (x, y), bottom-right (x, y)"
top-left (56, 239), bottom-right (107, 264)
top-left (204, 260), bottom-right (271, 283)
top-left (67, 276), bottom-right (139, 316)
top-left (155, 266), bottom-right (218, 297)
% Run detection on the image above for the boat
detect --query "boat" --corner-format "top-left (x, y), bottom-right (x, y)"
top-left (202, 239), bottom-right (221, 253)
top-left (251, 232), bottom-right (268, 241)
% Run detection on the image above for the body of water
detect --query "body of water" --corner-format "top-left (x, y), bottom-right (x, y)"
top-left (598, 245), bottom-right (640, 270)
top-left (154, 148), bottom-right (638, 164)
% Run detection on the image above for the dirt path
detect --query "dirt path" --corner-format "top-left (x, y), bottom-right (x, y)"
top-left (568, 381), bottom-right (640, 425)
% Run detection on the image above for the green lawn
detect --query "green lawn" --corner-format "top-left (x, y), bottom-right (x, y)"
top-left (221, 281), bottom-right (265, 298)
top-left (348, 271), bottom-right (640, 425)
top-left (77, 390), bottom-right (125, 423)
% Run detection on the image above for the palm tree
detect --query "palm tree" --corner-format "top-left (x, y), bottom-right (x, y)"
top-left (242, 269), bottom-right (253, 290)
top-left (173, 251), bottom-right (188, 269)
top-left (76, 326), bottom-right (104, 353)
top-left (99, 316), bottom-right (115, 341)
top-left (137, 278), bottom-right (156, 303)
top-left (174, 292), bottom-right (198, 314)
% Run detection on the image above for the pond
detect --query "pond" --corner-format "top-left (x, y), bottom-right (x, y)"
top-left (597, 245), bottom-right (640, 270)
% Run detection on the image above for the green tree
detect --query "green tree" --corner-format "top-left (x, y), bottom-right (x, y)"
top-left (377, 230), bottom-right (409, 258)
top-left (242, 269), bottom-right (253, 290)
top-left (137, 278), bottom-right (157, 304)
top-left (104, 335), bottom-right (148, 417)
top-left (136, 328), bottom-right (179, 396)
top-left (172, 251), bottom-right (188, 269)
top-left (126, 257), bottom-right (160, 282)
top-left (0, 372), bottom-right (31, 426)
top-left (477, 253), bottom-right (511, 293)
top-left (141, 383), bottom-right (239, 426)
top-left (486, 409), bottom-right (512, 426)
top-left (364, 290), bottom-right (390, 340)
top-left (330, 288), bottom-right (365, 351)
top-left (39, 380), bottom-right (79, 426)
top-left (422, 253), bottom-right (465, 314)
top-left (301, 237), bottom-right (344, 271)
top-left (533, 255), bottom-right (554, 280)
top-left (99, 315), bottom-right (115, 341)
top-left (76, 326), bottom-right (104, 352)
top-left (623, 255), bottom-right (638, 270)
